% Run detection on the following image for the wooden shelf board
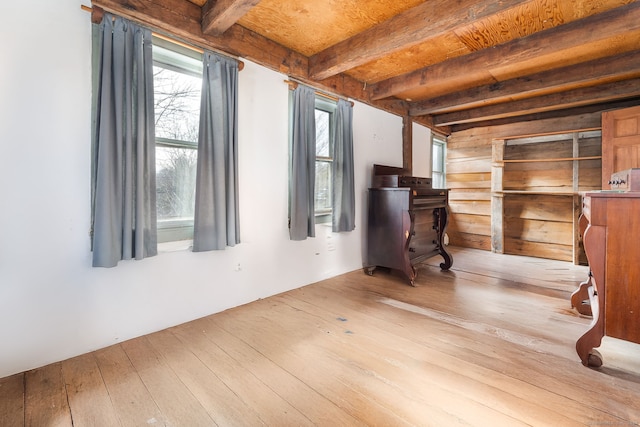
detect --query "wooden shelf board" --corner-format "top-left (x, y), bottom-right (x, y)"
top-left (495, 191), bottom-right (581, 196)
top-left (500, 156), bottom-right (601, 164)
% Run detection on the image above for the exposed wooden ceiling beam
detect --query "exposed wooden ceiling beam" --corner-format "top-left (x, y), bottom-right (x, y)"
top-left (91, 0), bottom-right (412, 120)
top-left (308, 0), bottom-right (530, 81)
top-left (433, 78), bottom-right (640, 126)
top-left (410, 50), bottom-right (640, 116)
top-left (370, 2), bottom-right (640, 101)
top-left (450, 98), bottom-right (640, 132)
top-left (201, 0), bottom-right (261, 35)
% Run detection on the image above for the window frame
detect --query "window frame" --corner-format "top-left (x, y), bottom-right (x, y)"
top-left (152, 37), bottom-right (203, 243)
top-left (432, 133), bottom-right (447, 189)
top-left (314, 96), bottom-right (337, 224)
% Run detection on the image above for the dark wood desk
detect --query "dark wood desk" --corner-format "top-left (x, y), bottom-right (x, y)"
top-left (365, 181), bottom-right (452, 286)
top-left (576, 191), bottom-right (640, 367)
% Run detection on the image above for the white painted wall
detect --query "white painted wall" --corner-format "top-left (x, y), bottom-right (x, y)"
top-left (0, 0), bottom-right (403, 378)
top-left (412, 122), bottom-right (433, 178)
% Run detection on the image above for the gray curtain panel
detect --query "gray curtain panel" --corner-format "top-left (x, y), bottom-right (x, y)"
top-left (92, 14), bottom-right (157, 268)
top-left (192, 51), bottom-right (240, 252)
top-left (289, 85), bottom-right (317, 240)
top-left (332, 99), bottom-right (356, 232)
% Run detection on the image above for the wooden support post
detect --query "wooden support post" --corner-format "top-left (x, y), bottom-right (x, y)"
top-left (403, 115), bottom-right (413, 175)
top-left (491, 139), bottom-right (505, 254)
top-left (573, 132), bottom-right (582, 265)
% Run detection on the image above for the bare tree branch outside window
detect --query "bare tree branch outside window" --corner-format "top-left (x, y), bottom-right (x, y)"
top-left (153, 67), bottom-right (201, 222)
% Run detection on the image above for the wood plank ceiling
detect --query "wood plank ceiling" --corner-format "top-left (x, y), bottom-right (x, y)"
top-left (92, 0), bottom-right (640, 133)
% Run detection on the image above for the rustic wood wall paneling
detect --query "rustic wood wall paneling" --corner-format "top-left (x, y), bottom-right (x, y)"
top-left (447, 112), bottom-right (604, 258)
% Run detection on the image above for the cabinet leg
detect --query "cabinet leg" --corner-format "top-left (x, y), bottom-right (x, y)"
top-left (570, 272), bottom-right (593, 316)
top-left (576, 225), bottom-right (605, 367)
top-left (404, 265), bottom-right (417, 287)
top-left (587, 349), bottom-right (603, 368)
top-left (364, 266), bottom-right (376, 276)
top-left (576, 286), bottom-right (604, 366)
top-left (439, 248), bottom-right (453, 270)
top-left (434, 207), bottom-right (453, 270)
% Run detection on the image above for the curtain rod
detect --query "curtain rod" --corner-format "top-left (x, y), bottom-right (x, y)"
top-left (284, 80), bottom-right (354, 106)
top-left (80, 5), bottom-right (244, 71)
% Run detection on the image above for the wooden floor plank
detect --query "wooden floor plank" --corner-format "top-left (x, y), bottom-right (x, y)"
top-left (280, 284), bottom-right (629, 426)
top-left (93, 344), bottom-right (167, 426)
top-left (211, 302), bottom-right (475, 426)
top-left (0, 373), bottom-right (24, 427)
top-left (171, 320), bottom-right (315, 426)
top-left (24, 363), bottom-right (72, 427)
top-left (119, 335), bottom-right (218, 426)
top-left (3, 247), bottom-right (640, 426)
top-left (194, 316), bottom-right (365, 426)
top-left (60, 353), bottom-right (120, 427)
top-left (209, 313), bottom-right (420, 426)
top-left (141, 329), bottom-right (265, 426)
top-left (266, 292), bottom-right (589, 427)
top-left (292, 260), bottom-right (640, 425)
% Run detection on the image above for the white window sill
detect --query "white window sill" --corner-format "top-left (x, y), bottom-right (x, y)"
top-left (158, 239), bottom-right (193, 253)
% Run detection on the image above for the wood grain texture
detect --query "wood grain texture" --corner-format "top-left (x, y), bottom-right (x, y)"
top-left (119, 336), bottom-right (218, 426)
top-left (309, 0), bottom-right (531, 80)
top-left (602, 104), bottom-right (640, 187)
top-left (93, 344), bottom-right (167, 426)
top-left (449, 231), bottom-right (493, 250)
top-left (434, 76), bottom-right (640, 126)
top-left (4, 247), bottom-right (640, 425)
top-left (411, 50), bottom-right (640, 116)
top-left (448, 212), bottom-right (492, 235)
top-left (236, 0), bottom-right (424, 56)
top-left (60, 354), bottom-right (120, 426)
top-left (24, 364), bottom-right (72, 427)
top-left (447, 172), bottom-right (492, 189)
top-left (371, 2), bottom-right (640, 100)
top-left (0, 374), bottom-right (24, 427)
top-left (201, 0), bottom-right (261, 35)
top-left (447, 113), bottom-right (605, 255)
top-left (93, 0), bottom-right (640, 129)
top-left (91, 0), bottom-right (412, 121)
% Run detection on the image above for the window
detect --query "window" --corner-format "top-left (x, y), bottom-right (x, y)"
top-left (314, 97), bottom-right (337, 223)
top-left (288, 86), bottom-right (354, 240)
top-left (152, 38), bottom-right (203, 242)
top-left (432, 134), bottom-right (447, 189)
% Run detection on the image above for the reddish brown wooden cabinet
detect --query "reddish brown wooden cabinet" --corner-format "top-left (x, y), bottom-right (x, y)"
top-left (576, 191), bottom-right (640, 367)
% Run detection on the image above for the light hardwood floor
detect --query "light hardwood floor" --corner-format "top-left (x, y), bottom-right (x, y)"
top-left (2, 247), bottom-right (640, 426)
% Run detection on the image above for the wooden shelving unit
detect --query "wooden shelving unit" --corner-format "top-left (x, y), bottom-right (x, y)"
top-left (491, 130), bottom-right (602, 263)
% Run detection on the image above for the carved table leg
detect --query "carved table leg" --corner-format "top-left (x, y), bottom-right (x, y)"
top-left (571, 213), bottom-right (592, 316)
top-left (570, 271), bottom-right (593, 316)
top-left (576, 224), bottom-right (606, 367)
top-left (435, 206), bottom-right (453, 270)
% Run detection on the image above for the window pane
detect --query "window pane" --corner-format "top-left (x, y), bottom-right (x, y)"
top-left (315, 160), bottom-right (332, 212)
top-left (432, 173), bottom-right (444, 189)
top-left (156, 145), bottom-right (197, 222)
top-left (432, 142), bottom-right (443, 173)
top-left (316, 109), bottom-right (330, 157)
top-left (153, 66), bottom-right (201, 143)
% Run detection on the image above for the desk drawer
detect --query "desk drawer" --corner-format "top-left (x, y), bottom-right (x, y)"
top-left (413, 196), bottom-right (446, 210)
